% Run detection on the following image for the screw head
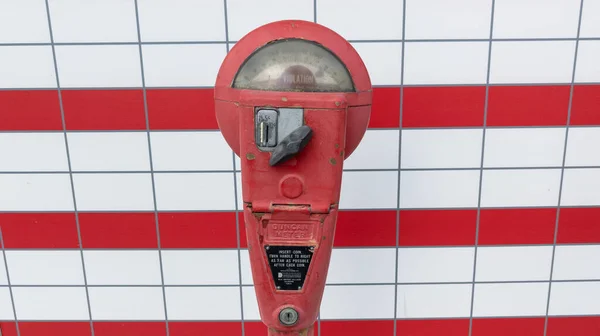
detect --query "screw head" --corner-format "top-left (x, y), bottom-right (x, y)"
top-left (279, 307), bottom-right (299, 326)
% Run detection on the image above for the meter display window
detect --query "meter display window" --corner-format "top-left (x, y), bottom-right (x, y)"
top-left (232, 39), bottom-right (355, 92)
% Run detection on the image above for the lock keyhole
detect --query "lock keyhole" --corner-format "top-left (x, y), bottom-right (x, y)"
top-left (278, 307), bottom-right (299, 326)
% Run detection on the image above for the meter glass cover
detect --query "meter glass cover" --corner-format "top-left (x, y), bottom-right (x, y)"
top-left (232, 39), bottom-right (355, 92)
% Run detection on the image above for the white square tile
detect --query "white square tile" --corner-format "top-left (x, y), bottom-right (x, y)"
top-left (0, 287), bottom-right (13, 320)
top-left (575, 41), bottom-right (600, 83)
top-left (6, 250), bottom-right (84, 285)
top-left (239, 250), bottom-right (253, 285)
top-left (553, 245), bottom-right (600, 280)
top-left (396, 284), bottom-right (472, 318)
top-left (67, 132), bottom-right (150, 171)
top-left (47, 0), bottom-right (138, 42)
top-left (235, 172), bottom-right (243, 210)
top-left (72, 173), bottom-right (154, 211)
top-left (13, 287), bottom-right (89, 320)
top-left (317, 0), bottom-right (403, 40)
top-left (339, 171), bottom-right (398, 209)
top-left (226, 0), bottom-right (313, 41)
top-left (150, 131), bottom-right (233, 171)
top-left (83, 250), bottom-right (162, 285)
top-left (327, 248), bottom-right (396, 284)
top-left (404, 42), bottom-right (489, 85)
top-left (561, 168), bottom-right (600, 206)
top-left (351, 43), bottom-right (403, 86)
top-left (88, 287), bottom-right (165, 320)
top-left (565, 127), bottom-right (600, 166)
top-left (493, 0), bottom-right (581, 38)
top-left (165, 287), bottom-right (241, 320)
top-left (55, 45), bottom-right (142, 88)
top-left (473, 283), bottom-right (549, 317)
top-left (405, 0), bottom-right (492, 39)
top-left (490, 41), bottom-right (576, 84)
top-left (0, 133), bottom-right (68, 172)
top-left (580, 0), bottom-right (600, 38)
top-left (142, 44), bottom-right (226, 87)
top-left (401, 129), bottom-right (483, 169)
top-left (0, 174), bottom-right (74, 211)
top-left (321, 285), bottom-right (396, 319)
top-left (483, 128), bottom-right (566, 168)
top-left (549, 281), bottom-right (600, 315)
top-left (400, 170), bottom-right (480, 208)
top-left (161, 250), bottom-right (239, 285)
top-left (138, 0), bottom-right (225, 42)
top-left (397, 247), bottom-right (475, 283)
top-left (0, 0), bottom-right (50, 43)
top-left (242, 286), bottom-right (260, 320)
top-left (344, 130), bottom-right (399, 170)
top-left (0, 257), bottom-right (7, 285)
top-left (0, 46), bottom-right (57, 88)
top-left (475, 246), bottom-right (553, 281)
top-left (480, 169), bottom-right (562, 207)
top-left (154, 173), bottom-right (236, 211)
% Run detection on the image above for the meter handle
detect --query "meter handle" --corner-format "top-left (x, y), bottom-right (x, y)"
top-left (269, 125), bottom-right (313, 166)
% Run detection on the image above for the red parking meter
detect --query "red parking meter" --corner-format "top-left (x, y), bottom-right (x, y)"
top-left (214, 20), bottom-right (372, 336)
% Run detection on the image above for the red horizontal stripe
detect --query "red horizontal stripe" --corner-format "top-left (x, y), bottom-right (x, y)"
top-left (0, 213), bottom-right (79, 248)
top-left (479, 208), bottom-right (556, 245)
top-left (0, 322), bottom-right (91, 336)
top-left (396, 319), bottom-right (469, 336)
top-left (334, 210), bottom-right (397, 247)
top-left (487, 85), bottom-right (570, 127)
top-left (94, 322), bottom-right (166, 336)
top-left (79, 212), bottom-right (158, 249)
top-left (244, 321), bottom-right (318, 335)
top-left (547, 316), bottom-right (600, 336)
top-left (169, 322), bottom-right (242, 336)
top-left (146, 88), bottom-right (217, 130)
top-left (320, 320), bottom-right (393, 335)
top-left (471, 317), bottom-right (545, 336)
top-left (370, 87), bottom-right (400, 128)
top-left (0, 90), bottom-right (62, 130)
top-left (159, 212), bottom-right (238, 248)
top-left (399, 209), bottom-right (477, 246)
top-left (558, 207), bottom-right (600, 244)
top-left (571, 85), bottom-right (600, 126)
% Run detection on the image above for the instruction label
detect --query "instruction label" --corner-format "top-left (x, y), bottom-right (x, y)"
top-left (266, 245), bottom-right (314, 291)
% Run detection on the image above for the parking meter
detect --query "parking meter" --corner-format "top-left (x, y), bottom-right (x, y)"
top-left (214, 20), bottom-right (372, 336)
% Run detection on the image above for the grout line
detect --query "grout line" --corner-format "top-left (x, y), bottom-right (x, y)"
top-left (468, 2), bottom-right (496, 335)
top-left (543, 2), bottom-right (585, 335)
top-left (0, 227), bottom-right (19, 336)
top-left (43, 0), bottom-right (95, 335)
top-left (132, 2), bottom-right (170, 335)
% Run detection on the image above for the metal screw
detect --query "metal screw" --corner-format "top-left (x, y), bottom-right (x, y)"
top-left (265, 246), bottom-right (270, 250)
top-left (276, 286), bottom-right (281, 290)
top-left (279, 307), bottom-right (299, 326)
top-left (309, 246), bottom-right (315, 252)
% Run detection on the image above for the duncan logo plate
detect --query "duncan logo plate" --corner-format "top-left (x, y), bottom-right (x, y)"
top-left (266, 245), bottom-right (314, 290)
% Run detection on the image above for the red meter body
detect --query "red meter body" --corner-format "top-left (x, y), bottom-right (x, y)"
top-left (214, 20), bottom-right (372, 336)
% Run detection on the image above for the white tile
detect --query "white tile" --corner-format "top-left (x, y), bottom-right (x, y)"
top-left (493, 0), bottom-right (580, 38)
top-left (154, 173), bottom-right (235, 211)
top-left (553, 245), bottom-right (600, 280)
top-left (475, 246), bottom-right (553, 282)
top-left (580, 0), bottom-right (600, 38)
top-left (566, 127), bottom-right (600, 166)
top-left (549, 281), bottom-right (600, 315)
top-left (166, 287), bottom-right (241, 320)
top-left (317, 0), bottom-right (403, 40)
top-left (483, 128), bottom-right (566, 168)
top-left (6, 250), bottom-right (84, 285)
top-left (137, 0), bottom-right (225, 42)
top-left (400, 170), bottom-right (480, 208)
top-left (67, 132), bottom-right (150, 171)
top-left (83, 250), bottom-right (162, 285)
top-left (142, 44), bottom-right (226, 87)
top-left (0, 0), bottom-right (50, 43)
top-left (47, 0), bottom-right (138, 42)
top-left (0, 46), bottom-right (56, 88)
top-left (236, 172), bottom-right (243, 210)
top-left (351, 43), bottom-right (403, 86)
top-left (0, 133), bottom-right (68, 172)
top-left (575, 41), bottom-right (600, 83)
top-left (162, 250), bottom-right (239, 285)
top-left (480, 169), bottom-right (562, 207)
top-left (0, 287), bottom-right (13, 320)
top-left (0, 256), bottom-right (7, 285)
top-left (473, 283), bottom-right (549, 317)
top-left (242, 286), bottom-right (260, 320)
top-left (73, 173), bottom-right (154, 211)
top-left (55, 45), bottom-right (142, 88)
top-left (240, 250), bottom-right (253, 285)
top-left (150, 131), bottom-right (233, 171)
top-left (321, 285), bottom-right (395, 319)
top-left (561, 168), bottom-right (600, 206)
top-left (397, 248), bottom-right (474, 283)
top-left (405, 0), bottom-right (492, 39)
top-left (13, 287), bottom-right (89, 320)
top-left (404, 42), bottom-right (489, 85)
top-left (490, 41), bottom-right (576, 84)
top-left (0, 174), bottom-right (74, 211)
top-left (327, 248), bottom-right (396, 284)
top-left (396, 284), bottom-right (472, 318)
top-left (401, 129), bottom-right (483, 169)
top-left (339, 171), bottom-right (398, 209)
top-left (88, 287), bottom-right (165, 320)
top-left (226, 0), bottom-right (313, 40)
top-left (343, 130), bottom-right (399, 170)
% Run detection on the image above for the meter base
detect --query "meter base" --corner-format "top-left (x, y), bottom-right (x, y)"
top-left (268, 324), bottom-right (315, 336)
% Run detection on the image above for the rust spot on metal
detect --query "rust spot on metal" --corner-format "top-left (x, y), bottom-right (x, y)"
top-left (335, 101), bottom-right (340, 106)
top-left (340, 150), bottom-right (344, 157)
top-left (246, 153), bottom-right (255, 160)
top-left (281, 96), bottom-right (288, 102)
top-left (329, 158), bottom-right (337, 165)
top-left (334, 143), bottom-right (339, 149)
